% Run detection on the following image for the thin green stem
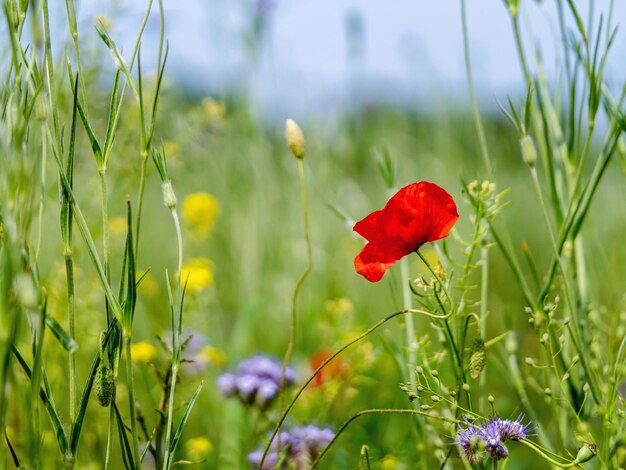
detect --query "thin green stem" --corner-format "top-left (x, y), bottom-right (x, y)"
top-left (64, 248), bottom-right (76, 426)
top-left (162, 209), bottom-right (183, 468)
top-left (310, 409), bottom-right (457, 468)
top-left (35, 126), bottom-right (46, 258)
top-left (258, 308), bottom-right (441, 469)
top-left (277, 158), bottom-right (313, 440)
top-left (460, 0), bottom-right (492, 175)
top-left (518, 439), bottom-right (578, 468)
top-left (134, 153), bottom-right (148, 263)
top-left (124, 331), bottom-right (140, 468)
top-left (100, 169), bottom-right (111, 326)
top-left (400, 258), bottom-right (417, 380)
top-left (511, 12), bottom-right (531, 84)
top-left (478, 245), bottom-right (488, 409)
top-left (415, 250), bottom-right (453, 309)
top-left (49, 134), bottom-right (123, 320)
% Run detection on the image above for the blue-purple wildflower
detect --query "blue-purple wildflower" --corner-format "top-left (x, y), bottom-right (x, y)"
top-left (480, 420), bottom-right (509, 461)
top-left (456, 418), bottom-right (486, 464)
top-left (217, 355), bottom-right (295, 410)
top-left (248, 426), bottom-right (334, 469)
top-left (456, 415), bottom-right (534, 464)
top-left (493, 414), bottom-right (535, 440)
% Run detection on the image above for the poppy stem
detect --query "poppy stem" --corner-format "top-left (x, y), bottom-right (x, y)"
top-left (415, 249), bottom-right (453, 309)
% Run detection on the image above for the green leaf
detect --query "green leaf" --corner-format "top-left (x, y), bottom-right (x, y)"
top-left (71, 320), bottom-right (118, 454)
top-left (102, 69), bottom-right (121, 165)
top-left (113, 401), bottom-right (136, 470)
top-left (166, 382), bottom-right (204, 468)
top-left (11, 347), bottom-right (68, 454)
top-left (123, 201), bottom-right (136, 329)
top-left (45, 315), bottom-right (78, 353)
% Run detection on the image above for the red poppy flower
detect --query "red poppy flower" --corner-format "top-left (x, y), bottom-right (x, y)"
top-left (353, 181), bottom-right (459, 282)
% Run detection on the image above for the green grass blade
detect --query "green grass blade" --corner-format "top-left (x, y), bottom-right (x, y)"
top-left (70, 320), bottom-right (118, 454)
top-left (45, 315), bottom-right (78, 353)
top-left (166, 381), bottom-right (204, 468)
top-left (112, 401), bottom-right (136, 470)
top-left (11, 346), bottom-right (68, 454)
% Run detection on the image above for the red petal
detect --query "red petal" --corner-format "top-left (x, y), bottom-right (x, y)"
top-left (385, 182), bottom-right (458, 245)
top-left (352, 181), bottom-right (458, 282)
top-left (353, 209), bottom-right (383, 242)
top-left (354, 242), bottom-right (398, 282)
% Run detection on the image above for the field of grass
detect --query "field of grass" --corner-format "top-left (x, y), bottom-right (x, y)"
top-left (2, 1), bottom-right (626, 469)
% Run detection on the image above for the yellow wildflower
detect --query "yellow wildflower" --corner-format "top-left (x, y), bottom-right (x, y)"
top-left (131, 341), bottom-right (157, 363)
top-left (325, 298), bottom-right (353, 317)
top-left (202, 97), bottom-right (226, 121)
top-left (381, 455), bottom-right (398, 470)
top-left (108, 217), bottom-right (127, 237)
top-left (180, 258), bottom-right (214, 293)
top-left (195, 346), bottom-right (227, 367)
top-left (186, 436), bottom-right (213, 461)
top-left (182, 193), bottom-right (220, 239)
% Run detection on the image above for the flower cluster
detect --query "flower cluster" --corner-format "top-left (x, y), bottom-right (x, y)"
top-left (218, 355), bottom-right (295, 411)
top-left (248, 425), bottom-right (334, 469)
top-left (456, 415), bottom-right (535, 464)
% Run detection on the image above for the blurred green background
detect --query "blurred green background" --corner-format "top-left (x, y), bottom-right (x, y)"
top-left (4, 1), bottom-right (626, 468)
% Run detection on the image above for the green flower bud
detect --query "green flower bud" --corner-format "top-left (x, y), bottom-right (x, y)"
top-left (161, 180), bottom-right (177, 210)
top-left (574, 443), bottom-right (597, 464)
top-left (285, 118), bottom-right (305, 159)
top-left (94, 362), bottom-right (115, 407)
top-left (520, 135), bottom-right (538, 167)
top-left (469, 338), bottom-right (486, 379)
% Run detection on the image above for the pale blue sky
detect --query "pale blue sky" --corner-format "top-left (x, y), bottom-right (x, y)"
top-left (77, 1), bottom-right (626, 119)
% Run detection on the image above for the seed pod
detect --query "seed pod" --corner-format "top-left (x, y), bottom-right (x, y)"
top-left (574, 443), bottom-right (597, 464)
top-left (161, 181), bottom-right (177, 209)
top-left (469, 338), bottom-right (486, 379)
top-left (285, 118), bottom-right (305, 159)
top-left (519, 135), bottom-right (537, 167)
top-left (94, 362), bottom-right (115, 407)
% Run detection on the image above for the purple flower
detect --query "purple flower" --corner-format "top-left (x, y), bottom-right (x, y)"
top-left (291, 425), bottom-right (334, 452)
top-left (248, 426), bottom-right (334, 469)
top-left (217, 373), bottom-right (237, 397)
top-left (235, 374), bottom-right (259, 403)
top-left (479, 421), bottom-right (509, 461)
top-left (217, 354), bottom-right (295, 410)
top-left (456, 414), bottom-right (534, 463)
top-left (493, 414), bottom-right (535, 440)
top-left (238, 355), bottom-right (295, 385)
top-left (456, 418), bottom-right (486, 464)
top-left (247, 450), bottom-right (280, 470)
top-left (257, 379), bottom-right (280, 410)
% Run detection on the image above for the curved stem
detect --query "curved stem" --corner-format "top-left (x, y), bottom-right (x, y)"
top-left (518, 439), bottom-right (578, 468)
top-left (415, 249), bottom-right (453, 311)
top-left (277, 159), bottom-right (313, 441)
top-left (310, 409), bottom-right (458, 468)
top-left (258, 309), bottom-right (439, 468)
